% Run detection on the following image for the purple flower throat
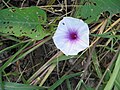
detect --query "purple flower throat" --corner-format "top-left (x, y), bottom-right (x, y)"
top-left (68, 30), bottom-right (78, 41)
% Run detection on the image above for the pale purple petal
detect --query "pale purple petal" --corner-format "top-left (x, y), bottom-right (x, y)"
top-left (53, 17), bottom-right (89, 56)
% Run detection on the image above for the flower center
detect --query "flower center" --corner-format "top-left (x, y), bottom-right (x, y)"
top-left (69, 32), bottom-right (78, 40)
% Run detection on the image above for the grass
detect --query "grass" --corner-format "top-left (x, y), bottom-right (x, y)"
top-left (0, 0), bottom-right (120, 90)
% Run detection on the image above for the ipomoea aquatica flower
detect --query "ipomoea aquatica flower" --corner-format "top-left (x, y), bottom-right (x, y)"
top-left (53, 17), bottom-right (89, 56)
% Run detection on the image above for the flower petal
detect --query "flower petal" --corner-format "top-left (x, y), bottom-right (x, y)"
top-left (79, 33), bottom-right (89, 47)
top-left (77, 23), bottom-right (89, 36)
top-left (53, 34), bottom-right (68, 49)
top-left (75, 39), bottom-right (89, 51)
top-left (63, 39), bottom-right (88, 56)
top-left (57, 41), bottom-right (79, 56)
top-left (62, 17), bottom-right (87, 30)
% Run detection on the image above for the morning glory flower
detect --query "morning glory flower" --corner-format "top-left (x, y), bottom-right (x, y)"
top-left (52, 17), bottom-right (89, 56)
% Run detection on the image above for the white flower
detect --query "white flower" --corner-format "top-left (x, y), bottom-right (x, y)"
top-left (52, 17), bottom-right (89, 56)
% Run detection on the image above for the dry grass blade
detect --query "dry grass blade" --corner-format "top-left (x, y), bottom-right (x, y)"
top-left (28, 51), bottom-right (63, 84)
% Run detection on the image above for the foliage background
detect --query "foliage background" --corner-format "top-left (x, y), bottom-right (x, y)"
top-left (0, 0), bottom-right (120, 90)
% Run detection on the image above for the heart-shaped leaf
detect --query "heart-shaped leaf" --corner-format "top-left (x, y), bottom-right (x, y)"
top-left (0, 6), bottom-right (48, 40)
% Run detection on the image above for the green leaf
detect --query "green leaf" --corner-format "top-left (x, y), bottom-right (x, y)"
top-left (75, 0), bottom-right (120, 23)
top-left (0, 82), bottom-right (46, 90)
top-left (0, 6), bottom-right (48, 40)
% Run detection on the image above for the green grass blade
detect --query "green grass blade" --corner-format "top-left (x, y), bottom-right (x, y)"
top-left (48, 72), bottom-right (82, 90)
top-left (11, 36), bottom-right (51, 65)
top-left (92, 50), bottom-right (102, 78)
top-left (0, 41), bottom-right (32, 71)
top-left (75, 80), bottom-right (83, 90)
top-left (0, 40), bottom-right (30, 54)
top-left (91, 33), bottom-right (120, 39)
top-left (104, 53), bottom-right (120, 90)
top-left (114, 64), bottom-right (120, 90)
top-left (0, 82), bottom-right (46, 90)
top-left (82, 82), bottom-right (95, 90)
top-left (0, 71), bottom-right (4, 90)
top-left (66, 79), bottom-right (72, 90)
